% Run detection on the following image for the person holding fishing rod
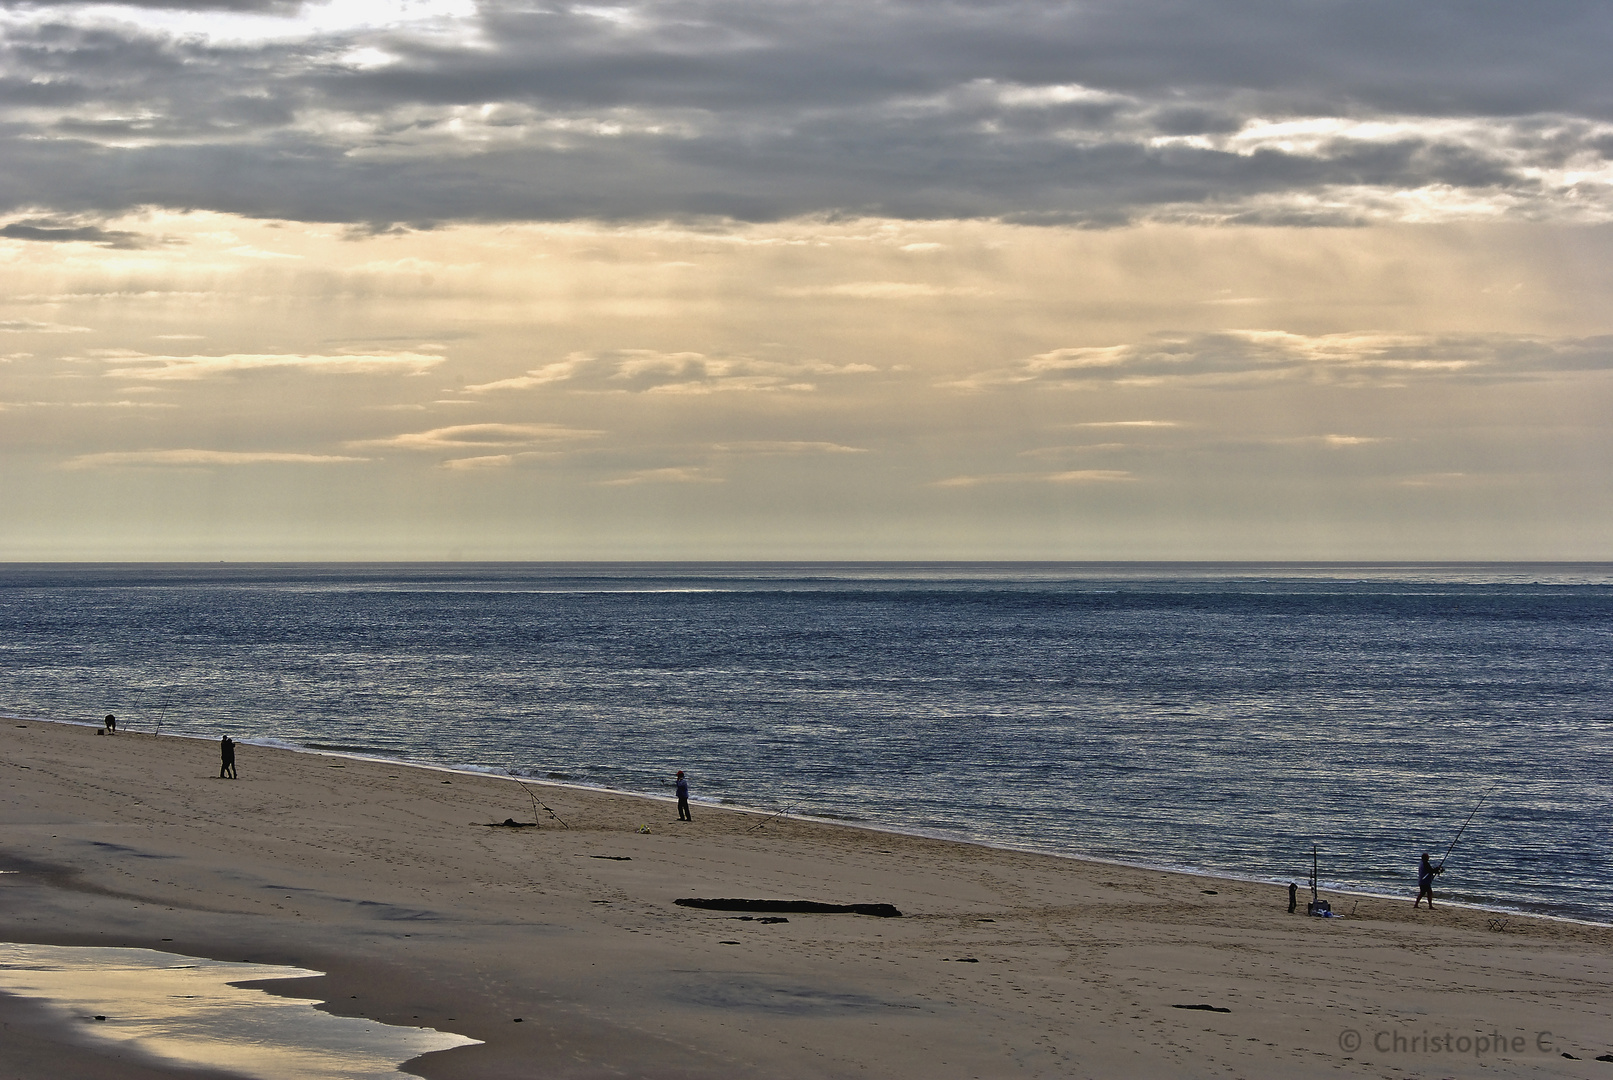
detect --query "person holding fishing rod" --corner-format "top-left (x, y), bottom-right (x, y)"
top-left (1414, 851), bottom-right (1443, 909)
top-left (1415, 786), bottom-right (1492, 910)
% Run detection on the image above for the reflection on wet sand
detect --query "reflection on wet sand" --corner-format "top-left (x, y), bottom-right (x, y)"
top-left (0, 944), bottom-right (479, 1080)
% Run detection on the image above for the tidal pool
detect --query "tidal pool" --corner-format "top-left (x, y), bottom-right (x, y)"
top-left (0, 943), bottom-right (479, 1079)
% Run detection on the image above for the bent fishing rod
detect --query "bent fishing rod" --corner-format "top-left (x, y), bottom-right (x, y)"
top-left (1439, 784), bottom-right (1495, 869)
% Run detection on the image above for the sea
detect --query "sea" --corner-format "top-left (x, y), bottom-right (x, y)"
top-left (1, 562), bottom-right (1608, 925)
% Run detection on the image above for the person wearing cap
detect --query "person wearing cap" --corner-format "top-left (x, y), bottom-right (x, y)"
top-left (675, 770), bottom-right (691, 821)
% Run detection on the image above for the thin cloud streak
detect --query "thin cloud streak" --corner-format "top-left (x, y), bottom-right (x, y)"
top-left (601, 466), bottom-right (723, 486)
top-left (951, 332), bottom-right (1613, 390)
top-left (1, 319), bottom-right (93, 333)
top-left (934, 470), bottom-right (1134, 488)
top-left (63, 449), bottom-right (369, 469)
top-left (460, 351), bottom-right (876, 396)
top-left (101, 352), bottom-right (447, 380)
top-left (711, 441), bottom-right (867, 455)
top-left (352, 422), bottom-right (601, 451)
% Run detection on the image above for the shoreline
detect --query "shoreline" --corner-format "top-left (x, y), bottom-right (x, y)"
top-left (4, 716), bottom-right (1612, 1078)
top-left (9, 711), bottom-right (1598, 931)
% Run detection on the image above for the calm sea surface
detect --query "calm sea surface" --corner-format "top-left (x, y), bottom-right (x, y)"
top-left (1, 563), bottom-right (1609, 923)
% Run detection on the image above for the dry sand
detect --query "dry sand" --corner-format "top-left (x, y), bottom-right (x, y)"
top-left (2, 719), bottom-right (1610, 1079)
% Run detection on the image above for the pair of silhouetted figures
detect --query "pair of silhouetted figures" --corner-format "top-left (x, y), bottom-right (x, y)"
top-left (219, 736), bottom-right (237, 779)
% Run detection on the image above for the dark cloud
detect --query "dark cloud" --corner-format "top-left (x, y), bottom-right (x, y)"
top-left (1151, 107), bottom-right (1242, 137)
top-left (0, 219), bottom-right (151, 247)
top-left (0, 0), bottom-right (1609, 225)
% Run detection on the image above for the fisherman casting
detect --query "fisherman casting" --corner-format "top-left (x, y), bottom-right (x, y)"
top-left (1415, 786), bottom-right (1492, 910)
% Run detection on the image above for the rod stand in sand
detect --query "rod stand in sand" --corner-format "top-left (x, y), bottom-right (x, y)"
top-left (1305, 844), bottom-right (1332, 917)
top-left (512, 777), bottom-right (569, 829)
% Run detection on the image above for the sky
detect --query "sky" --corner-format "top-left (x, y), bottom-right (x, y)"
top-left (1, 0), bottom-right (1610, 560)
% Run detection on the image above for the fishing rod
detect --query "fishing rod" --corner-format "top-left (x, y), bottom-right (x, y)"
top-left (513, 777), bottom-right (569, 829)
top-left (746, 804), bottom-right (796, 833)
top-left (1439, 785), bottom-right (1495, 869)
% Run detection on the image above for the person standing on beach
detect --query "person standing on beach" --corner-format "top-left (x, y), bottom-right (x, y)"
top-left (220, 736), bottom-right (236, 780)
top-left (1414, 851), bottom-right (1442, 908)
top-left (675, 770), bottom-right (691, 821)
top-left (104, 714), bottom-right (116, 734)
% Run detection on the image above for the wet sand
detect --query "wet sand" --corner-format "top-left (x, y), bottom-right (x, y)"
top-left (2, 719), bottom-right (1611, 1079)
top-left (0, 988), bottom-right (265, 1080)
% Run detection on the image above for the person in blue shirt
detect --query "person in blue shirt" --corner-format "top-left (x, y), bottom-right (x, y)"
top-left (675, 770), bottom-right (691, 821)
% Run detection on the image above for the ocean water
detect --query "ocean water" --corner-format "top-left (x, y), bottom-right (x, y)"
top-left (1, 562), bottom-right (1609, 924)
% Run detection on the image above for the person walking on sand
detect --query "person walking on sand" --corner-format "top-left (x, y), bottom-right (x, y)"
top-left (675, 770), bottom-right (691, 821)
top-left (1413, 851), bottom-right (1442, 909)
top-left (220, 736), bottom-right (237, 780)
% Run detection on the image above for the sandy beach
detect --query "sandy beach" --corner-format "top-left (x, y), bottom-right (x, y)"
top-left (2, 719), bottom-right (1610, 1079)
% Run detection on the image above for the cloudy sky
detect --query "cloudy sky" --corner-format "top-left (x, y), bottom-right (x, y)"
top-left (1, 0), bottom-right (1610, 559)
